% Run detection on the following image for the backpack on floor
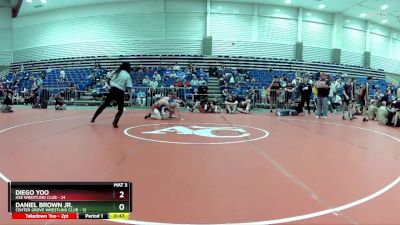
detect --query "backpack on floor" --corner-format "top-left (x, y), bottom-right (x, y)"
top-left (276, 109), bottom-right (298, 116)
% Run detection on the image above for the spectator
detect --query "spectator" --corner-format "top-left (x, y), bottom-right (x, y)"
top-left (95, 63), bottom-right (101, 70)
top-left (196, 83), bottom-right (208, 101)
top-left (142, 76), bottom-right (150, 85)
top-left (32, 81), bottom-right (38, 92)
top-left (297, 76), bottom-right (312, 115)
top-left (244, 73), bottom-right (250, 83)
top-left (183, 80), bottom-right (191, 88)
top-left (173, 63), bottom-right (181, 71)
top-left (331, 92), bottom-right (342, 112)
top-left (291, 76), bottom-right (301, 86)
top-left (251, 78), bottom-right (257, 86)
top-left (59, 68), bottom-right (66, 82)
top-left (229, 75), bottom-right (235, 84)
top-left (261, 86), bottom-right (268, 104)
top-left (225, 94), bottom-right (238, 114)
top-left (190, 76), bottom-right (199, 86)
top-left (218, 77), bottom-right (226, 88)
top-left (55, 92), bottom-right (66, 110)
top-left (23, 90), bottom-right (31, 104)
top-left (149, 78), bottom-right (158, 89)
top-left (41, 85), bottom-right (50, 102)
top-left (136, 91), bottom-right (146, 107)
top-left (342, 77), bottom-right (355, 120)
top-left (315, 73), bottom-right (331, 119)
top-left (374, 88), bottom-right (384, 103)
top-left (1, 90), bottom-right (13, 113)
top-left (237, 95), bottom-right (252, 114)
top-left (175, 79), bottom-right (184, 88)
top-left (280, 76), bottom-right (288, 88)
top-left (397, 83), bottom-right (400, 100)
top-left (12, 91), bottom-right (22, 104)
top-left (170, 71), bottom-right (178, 79)
top-left (20, 64), bottom-right (25, 73)
top-left (362, 77), bottom-right (373, 122)
top-left (268, 76), bottom-right (281, 112)
top-left (221, 88), bottom-right (228, 102)
top-left (153, 71), bottom-right (162, 82)
top-left (37, 77), bottom-right (43, 86)
top-left (199, 77), bottom-right (207, 86)
top-left (377, 101), bottom-right (388, 125)
top-left (12, 79), bottom-right (20, 88)
top-left (285, 82), bottom-right (295, 109)
top-left (367, 100), bottom-right (378, 121)
top-left (209, 65), bottom-right (217, 77)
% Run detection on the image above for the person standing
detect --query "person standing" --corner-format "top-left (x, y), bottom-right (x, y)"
top-left (91, 62), bottom-right (133, 128)
top-left (342, 77), bottom-right (355, 120)
top-left (267, 76), bottom-right (281, 112)
top-left (296, 76), bottom-right (312, 115)
top-left (363, 77), bottom-right (373, 122)
top-left (315, 74), bottom-right (331, 119)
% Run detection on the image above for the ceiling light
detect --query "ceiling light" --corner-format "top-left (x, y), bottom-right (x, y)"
top-left (41, 0), bottom-right (47, 3)
top-left (306, 12), bottom-right (312, 16)
top-left (381, 4), bottom-right (388, 10)
top-left (26, 0), bottom-right (32, 3)
top-left (274, 8), bottom-right (281, 12)
top-left (319, 4), bottom-right (326, 9)
top-left (285, 0), bottom-right (292, 4)
top-left (360, 13), bottom-right (366, 18)
top-left (346, 19), bottom-right (351, 23)
top-left (382, 19), bottom-right (388, 23)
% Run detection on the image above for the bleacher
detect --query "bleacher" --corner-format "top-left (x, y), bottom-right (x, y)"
top-left (9, 55), bottom-right (385, 81)
top-left (2, 54), bottom-right (396, 107)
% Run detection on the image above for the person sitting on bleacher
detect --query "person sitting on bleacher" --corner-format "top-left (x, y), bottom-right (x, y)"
top-left (55, 91), bottom-right (66, 110)
top-left (190, 76), bottom-right (199, 86)
top-left (199, 77), bottom-right (207, 86)
top-left (1, 89), bottom-right (14, 113)
top-left (153, 71), bottom-right (162, 82)
top-left (142, 76), bottom-right (150, 86)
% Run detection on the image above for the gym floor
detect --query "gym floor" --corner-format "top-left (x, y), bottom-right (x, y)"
top-left (0, 107), bottom-right (399, 225)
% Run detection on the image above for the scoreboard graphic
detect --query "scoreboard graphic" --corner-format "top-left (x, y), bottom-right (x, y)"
top-left (8, 182), bottom-right (132, 220)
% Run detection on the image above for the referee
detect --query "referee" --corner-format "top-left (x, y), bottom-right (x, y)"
top-left (91, 62), bottom-right (133, 128)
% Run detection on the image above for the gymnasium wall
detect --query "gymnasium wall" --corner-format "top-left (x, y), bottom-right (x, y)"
top-left (12, 0), bottom-right (206, 62)
top-left (10, 0), bottom-right (400, 74)
top-left (0, 0), bottom-right (12, 65)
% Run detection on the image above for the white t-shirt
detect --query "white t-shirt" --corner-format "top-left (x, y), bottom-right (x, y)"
top-left (60, 70), bottom-right (65, 78)
top-left (107, 70), bottom-right (133, 91)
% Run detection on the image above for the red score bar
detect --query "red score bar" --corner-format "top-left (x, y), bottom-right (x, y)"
top-left (12, 212), bottom-right (78, 220)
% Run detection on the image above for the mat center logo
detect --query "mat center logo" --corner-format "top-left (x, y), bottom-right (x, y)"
top-left (124, 123), bottom-right (269, 145)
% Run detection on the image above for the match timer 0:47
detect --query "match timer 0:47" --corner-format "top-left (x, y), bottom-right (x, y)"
top-left (8, 182), bottom-right (132, 220)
